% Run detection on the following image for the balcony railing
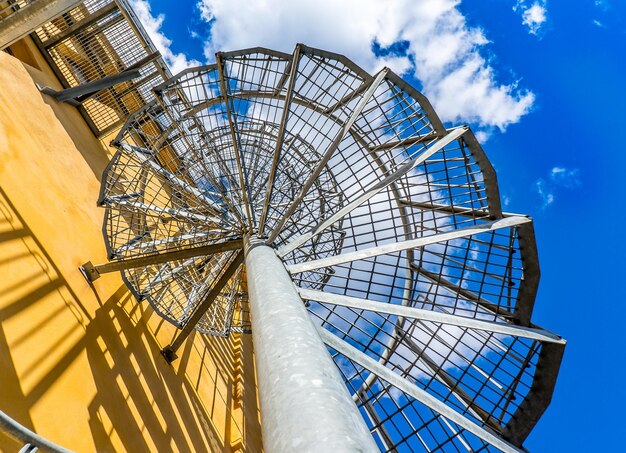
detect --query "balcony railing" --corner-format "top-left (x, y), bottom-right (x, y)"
top-left (30, 0), bottom-right (171, 137)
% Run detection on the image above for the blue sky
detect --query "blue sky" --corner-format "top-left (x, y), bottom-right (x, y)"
top-left (132, 0), bottom-right (625, 449)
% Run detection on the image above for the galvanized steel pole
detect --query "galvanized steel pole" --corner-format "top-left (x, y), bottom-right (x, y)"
top-left (244, 238), bottom-right (378, 452)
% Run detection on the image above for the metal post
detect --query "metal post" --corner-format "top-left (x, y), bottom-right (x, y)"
top-left (0, 0), bottom-right (83, 50)
top-left (244, 238), bottom-right (378, 452)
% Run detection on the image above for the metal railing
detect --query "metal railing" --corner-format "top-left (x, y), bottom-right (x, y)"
top-left (29, 0), bottom-right (171, 137)
top-left (0, 0), bottom-right (33, 20)
top-left (0, 410), bottom-right (73, 453)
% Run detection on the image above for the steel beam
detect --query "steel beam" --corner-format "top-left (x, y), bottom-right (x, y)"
top-left (299, 289), bottom-right (563, 344)
top-left (258, 44), bottom-right (302, 235)
top-left (396, 329), bottom-right (503, 433)
top-left (398, 199), bottom-right (495, 218)
top-left (368, 131), bottom-right (443, 152)
top-left (245, 239), bottom-right (378, 452)
top-left (287, 216), bottom-right (531, 274)
top-left (216, 52), bottom-right (254, 230)
top-left (0, 0), bottom-right (83, 49)
top-left (278, 126), bottom-right (467, 256)
top-left (318, 328), bottom-right (523, 453)
top-left (119, 143), bottom-right (223, 212)
top-left (268, 68), bottom-right (389, 243)
top-left (112, 231), bottom-right (226, 256)
top-left (80, 239), bottom-right (243, 282)
top-left (141, 257), bottom-right (198, 293)
top-left (151, 87), bottom-right (245, 227)
top-left (161, 251), bottom-right (244, 362)
top-left (39, 69), bottom-right (141, 105)
top-left (322, 78), bottom-right (372, 114)
top-left (410, 262), bottom-right (515, 319)
top-left (102, 198), bottom-right (222, 224)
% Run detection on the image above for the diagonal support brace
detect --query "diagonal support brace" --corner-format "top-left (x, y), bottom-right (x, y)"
top-left (161, 251), bottom-right (244, 363)
top-left (38, 68), bottom-right (141, 106)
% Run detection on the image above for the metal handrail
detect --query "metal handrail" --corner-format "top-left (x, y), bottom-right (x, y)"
top-left (0, 410), bottom-right (74, 453)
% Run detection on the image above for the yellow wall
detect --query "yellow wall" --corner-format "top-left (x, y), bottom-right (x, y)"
top-left (0, 42), bottom-right (261, 452)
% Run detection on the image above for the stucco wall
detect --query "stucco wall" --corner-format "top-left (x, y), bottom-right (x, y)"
top-left (0, 43), bottom-right (261, 452)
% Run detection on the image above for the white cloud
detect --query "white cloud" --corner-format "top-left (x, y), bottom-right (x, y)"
top-left (592, 0), bottom-right (610, 28)
top-left (473, 130), bottom-right (491, 144)
top-left (196, 0), bottom-right (535, 132)
top-left (129, 0), bottom-right (200, 75)
top-left (514, 0), bottom-right (548, 36)
top-left (550, 166), bottom-right (581, 188)
top-left (535, 178), bottom-right (554, 209)
top-left (595, 0), bottom-right (609, 12)
top-left (522, 3), bottom-right (547, 34)
top-left (534, 166), bottom-right (581, 209)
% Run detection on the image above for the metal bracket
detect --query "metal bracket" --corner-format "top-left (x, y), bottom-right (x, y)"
top-left (37, 68), bottom-right (141, 106)
top-left (79, 261), bottom-right (100, 282)
top-left (160, 346), bottom-right (178, 364)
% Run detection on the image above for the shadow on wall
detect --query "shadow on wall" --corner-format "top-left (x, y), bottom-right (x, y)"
top-left (13, 50), bottom-right (116, 182)
top-left (0, 186), bottom-right (259, 452)
top-left (85, 293), bottom-right (225, 452)
top-left (32, 73), bottom-right (116, 183)
top-left (0, 185), bottom-right (92, 450)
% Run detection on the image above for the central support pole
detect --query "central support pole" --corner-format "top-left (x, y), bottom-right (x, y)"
top-left (244, 238), bottom-right (378, 452)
